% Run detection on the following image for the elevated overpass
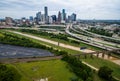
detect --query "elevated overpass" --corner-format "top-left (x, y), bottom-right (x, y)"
top-left (65, 24), bottom-right (120, 53)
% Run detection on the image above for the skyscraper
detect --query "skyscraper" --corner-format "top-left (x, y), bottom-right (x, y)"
top-left (49, 16), bottom-right (53, 24)
top-left (62, 9), bottom-right (65, 14)
top-left (29, 16), bottom-right (34, 25)
top-left (29, 16), bottom-right (33, 21)
top-left (36, 12), bottom-right (41, 23)
top-left (68, 15), bottom-right (71, 23)
top-left (41, 14), bottom-right (45, 24)
top-left (58, 11), bottom-right (61, 23)
top-left (71, 13), bottom-right (76, 21)
top-left (51, 15), bottom-right (57, 23)
top-left (61, 9), bottom-right (66, 23)
top-left (44, 6), bottom-right (48, 23)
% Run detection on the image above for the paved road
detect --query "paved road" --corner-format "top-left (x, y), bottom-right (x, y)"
top-left (9, 31), bottom-right (94, 53)
top-left (8, 30), bottom-right (120, 65)
top-left (66, 25), bottom-right (113, 50)
top-left (66, 25), bottom-right (120, 65)
top-left (68, 25), bottom-right (119, 50)
top-left (77, 25), bottom-right (120, 41)
top-left (82, 61), bottom-right (98, 71)
top-left (76, 26), bottom-right (120, 48)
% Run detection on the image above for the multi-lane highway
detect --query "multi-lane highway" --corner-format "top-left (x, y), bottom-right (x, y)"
top-left (76, 25), bottom-right (120, 41)
top-left (65, 24), bottom-right (120, 51)
top-left (72, 25), bottom-right (120, 48)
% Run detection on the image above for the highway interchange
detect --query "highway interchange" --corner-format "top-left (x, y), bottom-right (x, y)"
top-left (65, 24), bottom-right (120, 52)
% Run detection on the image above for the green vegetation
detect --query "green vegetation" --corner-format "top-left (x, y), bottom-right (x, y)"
top-left (0, 64), bottom-right (21, 81)
top-left (87, 28), bottom-right (120, 44)
top-left (98, 66), bottom-right (117, 81)
top-left (82, 57), bottom-right (120, 80)
top-left (71, 26), bottom-right (94, 37)
top-left (88, 27), bottom-right (113, 37)
top-left (12, 60), bottom-right (76, 81)
top-left (68, 37), bottom-right (102, 51)
top-left (18, 24), bottom-right (33, 27)
top-left (40, 26), bottom-right (65, 31)
top-left (69, 28), bottom-right (119, 49)
top-left (0, 29), bottom-right (120, 81)
top-left (62, 54), bottom-right (93, 81)
top-left (0, 33), bottom-right (5, 38)
top-left (113, 28), bottom-right (120, 36)
top-left (29, 37), bottom-right (81, 54)
top-left (17, 29), bottom-right (69, 41)
top-left (103, 37), bottom-right (120, 44)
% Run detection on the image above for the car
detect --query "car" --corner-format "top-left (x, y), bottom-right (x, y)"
top-left (80, 47), bottom-right (87, 50)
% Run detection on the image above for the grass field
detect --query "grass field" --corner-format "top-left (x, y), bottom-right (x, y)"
top-left (7, 59), bottom-right (104, 81)
top-left (11, 60), bottom-right (76, 81)
top-left (82, 57), bottom-right (120, 80)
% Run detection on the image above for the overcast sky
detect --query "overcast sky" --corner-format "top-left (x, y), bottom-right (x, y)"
top-left (0, 0), bottom-right (120, 19)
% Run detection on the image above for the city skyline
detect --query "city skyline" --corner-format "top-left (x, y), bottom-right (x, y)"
top-left (0, 0), bottom-right (120, 20)
top-left (1, 6), bottom-right (76, 26)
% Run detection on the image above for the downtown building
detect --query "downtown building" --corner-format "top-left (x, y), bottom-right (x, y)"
top-left (36, 12), bottom-right (41, 24)
top-left (61, 9), bottom-right (66, 23)
top-left (4, 6), bottom-right (77, 26)
top-left (29, 16), bottom-right (34, 25)
top-left (51, 15), bottom-right (57, 24)
top-left (57, 11), bottom-right (62, 23)
top-left (5, 17), bottom-right (13, 26)
top-left (35, 6), bottom-right (48, 24)
top-left (67, 13), bottom-right (77, 23)
top-left (44, 6), bottom-right (49, 24)
top-left (24, 6), bottom-right (77, 25)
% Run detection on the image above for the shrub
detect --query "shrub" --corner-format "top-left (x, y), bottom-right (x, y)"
top-left (0, 64), bottom-right (21, 81)
top-left (98, 66), bottom-right (113, 81)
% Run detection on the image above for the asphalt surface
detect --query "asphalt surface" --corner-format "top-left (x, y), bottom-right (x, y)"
top-left (0, 44), bottom-right (54, 58)
top-left (68, 25), bottom-right (119, 50)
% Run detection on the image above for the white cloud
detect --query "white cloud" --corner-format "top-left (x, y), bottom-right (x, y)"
top-left (0, 0), bottom-right (120, 19)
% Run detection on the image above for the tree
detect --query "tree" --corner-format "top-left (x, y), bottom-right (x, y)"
top-left (0, 64), bottom-right (21, 81)
top-left (0, 33), bottom-right (5, 38)
top-left (98, 66), bottom-right (113, 80)
top-left (62, 54), bottom-right (93, 81)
